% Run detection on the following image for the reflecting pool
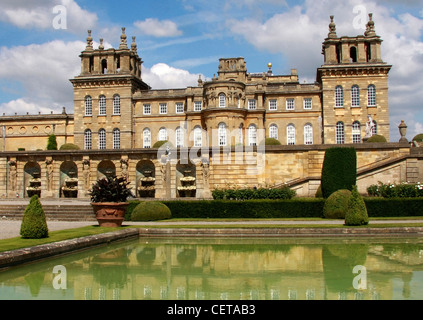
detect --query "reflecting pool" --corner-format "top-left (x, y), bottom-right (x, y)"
top-left (1, 237), bottom-right (423, 300)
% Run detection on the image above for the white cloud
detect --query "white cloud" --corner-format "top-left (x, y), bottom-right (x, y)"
top-left (134, 18), bottom-right (183, 38)
top-left (0, 40), bottom-right (85, 115)
top-left (0, 0), bottom-right (97, 33)
top-left (143, 63), bottom-right (203, 89)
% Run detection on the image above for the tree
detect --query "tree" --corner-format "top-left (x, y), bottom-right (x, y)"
top-left (20, 195), bottom-right (49, 239)
top-left (321, 147), bottom-right (357, 198)
top-left (345, 185), bottom-right (369, 226)
top-left (47, 134), bottom-right (58, 150)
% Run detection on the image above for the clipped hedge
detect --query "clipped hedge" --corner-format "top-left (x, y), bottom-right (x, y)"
top-left (212, 187), bottom-right (296, 200)
top-left (125, 197), bottom-right (423, 219)
top-left (131, 201), bottom-right (171, 221)
top-left (321, 147), bottom-right (357, 198)
top-left (366, 134), bottom-right (387, 143)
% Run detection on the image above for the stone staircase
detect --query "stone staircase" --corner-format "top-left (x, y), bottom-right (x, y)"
top-left (0, 201), bottom-right (96, 221)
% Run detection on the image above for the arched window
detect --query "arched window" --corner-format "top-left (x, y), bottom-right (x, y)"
top-left (101, 59), bottom-right (107, 74)
top-left (336, 122), bottom-right (345, 144)
top-left (352, 121), bottom-right (361, 144)
top-left (113, 128), bottom-right (120, 149)
top-left (99, 95), bottom-right (106, 115)
top-left (98, 129), bottom-right (106, 150)
top-left (85, 96), bottom-right (92, 116)
top-left (287, 124), bottom-right (296, 145)
top-left (248, 124), bottom-right (257, 146)
top-left (269, 124), bottom-right (278, 140)
top-left (176, 127), bottom-right (184, 148)
top-left (304, 124), bottom-right (313, 145)
top-left (194, 126), bottom-right (202, 147)
top-left (113, 95), bottom-right (120, 115)
top-left (159, 127), bottom-right (168, 142)
top-left (218, 123), bottom-right (227, 146)
top-left (143, 128), bottom-right (151, 148)
top-left (335, 86), bottom-right (344, 108)
top-left (368, 85), bottom-right (376, 107)
top-left (351, 85), bottom-right (360, 107)
top-left (219, 93), bottom-right (226, 108)
top-left (84, 129), bottom-right (92, 150)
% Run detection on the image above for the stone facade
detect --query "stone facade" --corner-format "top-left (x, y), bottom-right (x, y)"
top-left (0, 15), bottom-right (419, 200)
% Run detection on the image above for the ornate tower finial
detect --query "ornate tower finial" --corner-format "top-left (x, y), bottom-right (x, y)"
top-left (328, 15), bottom-right (337, 38)
top-left (131, 36), bottom-right (137, 53)
top-left (120, 27), bottom-right (128, 49)
top-left (99, 38), bottom-right (104, 50)
top-left (365, 13), bottom-right (376, 37)
top-left (86, 30), bottom-right (93, 50)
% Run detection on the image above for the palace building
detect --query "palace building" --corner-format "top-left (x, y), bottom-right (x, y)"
top-left (0, 15), bottom-right (420, 200)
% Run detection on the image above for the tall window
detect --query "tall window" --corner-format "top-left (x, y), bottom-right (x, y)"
top-left (99, 95), bottom-right (106, 115)
top-left (352, 121), bottom-right (361, 143)
top-left (84, 129), bottom-right (92, 150)
top-left (368, 85), bottom-right (376, 107)
top-left (287, 124), bottom-right (296, 145)
top-left (194, 101), bottom-right (202, 112)
top-left (304, 124), bottom-right (313, 145)
top-left (143, 104), bottom-right (151, 115)
top-left (335, 86), bottom-right (344, 108)
top-left (351, 85), bottom-right (360, 107)
top-left (248, 99), bottom-right (257, 110)
top-left (269, 99), bottom-right (277, 111)
top-left (286, 99), bottom-right (295, 110)
top-left (113, 128), bottom-right (120, 149)
top-left (159, 127), bottom-right (168, 141)
top-left (336, 122), bottom-right (345, 144)
top-left (176, 103), bottom-right (184, 113)
top-left (372, 121), bottom-right (378, 135)
top-left (194, 126), bottom-right (202, 147)
top-left (176, 127), bottom-right (184, 147)
top-left (143, 128), bottom-right (151, 148)
top-left (160, 103), bottom-right (167, 114)
top-left (248, 124), bottom-right (257, 146)
top-left (219, 94), bottom-right (226, 108)
top-left (98, 129), bottom-right (106, 149)
top-left (85, 96), bottom-right (92, 116)
top-left (269, 124), bottom-right (278, 140)
top-left (112, 95), bottom-right (120, 115)
top-left (218, 123), bottom-right (227, 146)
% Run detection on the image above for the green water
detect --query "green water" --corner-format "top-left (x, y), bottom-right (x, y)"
top-left (1, 237), bottom-right (423, 300)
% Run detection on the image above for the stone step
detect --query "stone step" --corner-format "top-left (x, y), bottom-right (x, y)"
top-left (0, 204), bottom-right (96, 221)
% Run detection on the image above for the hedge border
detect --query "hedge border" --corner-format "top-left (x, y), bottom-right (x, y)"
top-left (126, 198), bottom-right (423, 220)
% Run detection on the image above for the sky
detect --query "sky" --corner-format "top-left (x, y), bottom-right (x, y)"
top-left (0, 0), bottom-right (423, 141)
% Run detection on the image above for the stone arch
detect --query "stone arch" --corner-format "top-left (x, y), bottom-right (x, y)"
top-left (136, 160), bottom-right (156, 198)
top-left (60, 161), bottom-right (78, 198)
top-left (97, 160), bottom-right (116, 180)
top-left (24, 162), bottom-right (41, 198)
top-left (176, 161), bottom-right (196, 198)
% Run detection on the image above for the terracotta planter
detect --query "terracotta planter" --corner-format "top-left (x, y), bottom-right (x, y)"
top-left (91, 202), bottom-right (129, 227)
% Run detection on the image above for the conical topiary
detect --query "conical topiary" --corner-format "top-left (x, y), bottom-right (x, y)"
top-left (20, 195), bottom-right (49, 239)
top-left (345, 185), bottom-right (369, 226)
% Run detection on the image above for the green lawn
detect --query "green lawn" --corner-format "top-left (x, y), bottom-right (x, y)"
top-left (1, 217), bottom-right (423, 253)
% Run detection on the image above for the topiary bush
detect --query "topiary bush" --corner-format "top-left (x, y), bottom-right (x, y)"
top-left (152, 140), bottom-right (172, 148)
top-left (131, 201), bottom-right (172, 221)
top-left (59, 143), bottom-right (80, 150)
top-left (315, 185), bottom-right (323, 198)
top-left (46, 134), bottom-right (58, 150)
top-left (321, 147), bottom-right (357, 198)
top-left (366, 134), bottom-right (387, 143)
top-left (323, 189), bottom-right (352, 219)
top-left (412, 134), bottom-right (423, 142)
top-left (20, 195), bottom-right (49, 239)
top-left (345, 185), bottom-right (369, 226)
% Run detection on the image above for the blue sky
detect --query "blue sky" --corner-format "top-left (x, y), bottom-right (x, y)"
top-left (0, 0), bottom-right (423, 141)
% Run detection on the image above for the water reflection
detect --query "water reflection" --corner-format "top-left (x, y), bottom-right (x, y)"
top-left (1, 237), bottom-right (423, 300)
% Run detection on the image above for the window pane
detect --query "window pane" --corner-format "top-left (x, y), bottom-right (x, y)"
top-left (286, 99), bottom-right (295, 110)
top-left (99, 96), bottom-right (106, 115)
top-left (143, 104), bottom-right (151, 115)
top-left (194, 127), bottom-right (202, 147)
top-left (269, 125), bottom-right (278, 140)
top-left (194, 102), bottom-right (202, 112)
top-left (143, 128), bottom-right (151, 148)
top-left (269, 99), bottom-right (277, 110)
top-left (336, 122), bottom-right (345, 144)
top-left (160, 104), bottom-right (167, 114)
top-left (218, 123), bottom-right (226, 146)
top-left (219, 94), bottom-right (226, 108)
top-left (248, 100), bottom-right (257, 110)
top-left (352, 121), bottom-right (361, 143)
top-left (248, 125), bottom-right (257, 146)
top-left (98, 129), bottom-right (106, 149)
top-left (84, 129), bottom-right (92, 150)
top-left (113, 128), bottom-right (120, 149)
top-left (351, 86), bottom-right (360, 107)
top-left (287, 125), bottom-right (295, 145)
top-left (85, 96), bottom-right (92, 116)
top-left (335, 86), bottom-right (344, 107)
top-left (113, 95), bottom-right (120, 115)
top-left (176, 103), bottom-right (184, 113)
top-left (368, 85), bottom-right (376, 106)
top-left (176, 127), bottom-right (184, 147)
top-left (159, 128), bottom-right (168, 141)
top-left (304, 124), bottom-right (313, 145)
top-left (303, 98), bottom-right (312, 110)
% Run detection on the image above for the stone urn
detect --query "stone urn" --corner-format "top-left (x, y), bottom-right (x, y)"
top-left (91, 202), bottom-right (129, 228)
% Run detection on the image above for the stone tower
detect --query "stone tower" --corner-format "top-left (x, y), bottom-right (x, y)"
top-left (317, 14), bottom-right (392, 144)
top-left (70, 28), bottom-right (150, 150)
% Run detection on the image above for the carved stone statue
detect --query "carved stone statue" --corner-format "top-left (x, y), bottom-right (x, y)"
top-left (82, 159), bottom-right (90, 190)
top-left (365, 115), bottom-right (375, 138)
top-left (45, 158), bottom-right (54, 191)
top-left (9, 160), bottom-right (17, 191)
